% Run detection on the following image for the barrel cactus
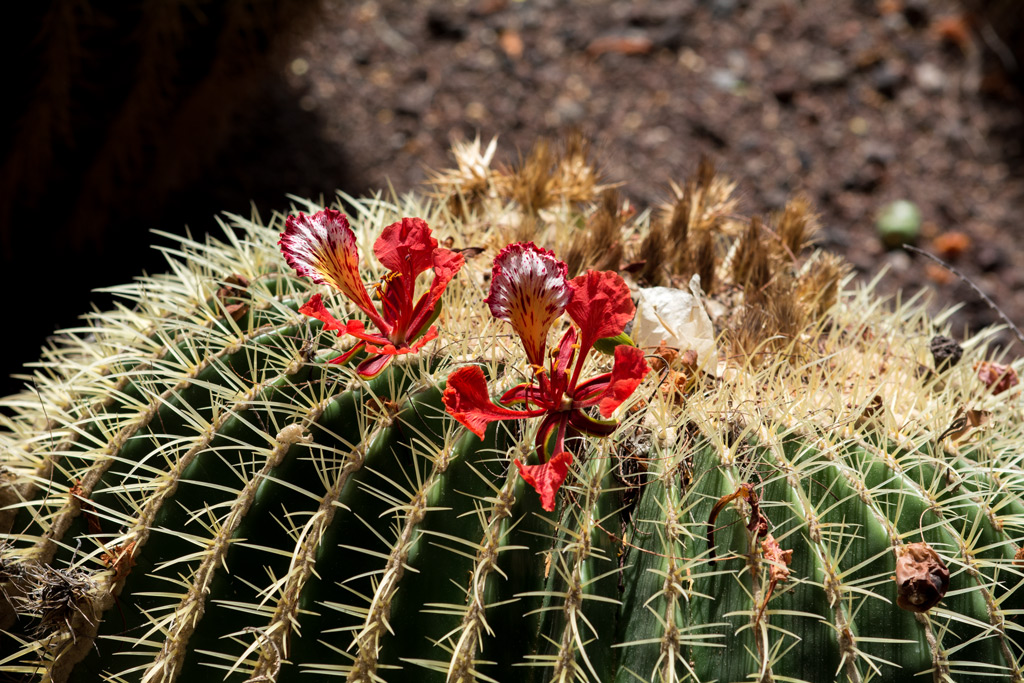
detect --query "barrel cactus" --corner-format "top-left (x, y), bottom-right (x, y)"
top-left (2, 138), bottom-right (1023, 683)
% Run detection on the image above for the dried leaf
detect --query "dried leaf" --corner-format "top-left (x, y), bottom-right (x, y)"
top-left (854, 394), bottom-right (885, 427)
top-left (216, 274), bottom-right (251, 321)
top-left (69, 480), bottom-right (102, 536)
top-left (102, 541), bottom-right (137, 587)
top-left (649, 342), bottom-right (699, 402)
top-left (975, 361), bottom-right (1019, 395)
top-left (938, 408), bottom-right (990, 443)
top-left (453, 246), bottom-right (485, 258)
top-left (894, 542), bottom-right (949, 612)
top-left (761, 534), bottom-right (793, 584)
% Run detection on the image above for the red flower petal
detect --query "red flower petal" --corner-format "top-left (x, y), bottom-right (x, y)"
top-left (343, 319), bottom-right (394, 347)
top-left (355, 353), bottom-right (394, 379)
top-left (373, 217), bottom-right (438, 278)
top-left (280, 210), bottom-right (385, 329)
top-left (574, 344), bottom-right (649, 417)
top-left (406, 247), bottom-right (466, 340)
top-left (515, 451), bottom-right (573, 512)
top-left (549, 325), bottom-right (578, 396)
top-left (568, 409), bottom-right (617, 436)
top-left (363, 326), bottom-right (439, 356)
top-left (298, 293), bottom-right (347, 334)
top-left (485, 242), bottom-right (572, 367)
top-left (499, 382), bottom-right (546, 407)
top-left (443, 366), bottom-right (542, 439)
top-left (566, 270), bottom-right (636, 359)
top-left (328, 341), bottom-right (366, 365)
top-left (408, 326), bottom-right (439, 351)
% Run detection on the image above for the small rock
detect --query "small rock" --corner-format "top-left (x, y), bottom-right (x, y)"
top-left (499, 30), bottom-right (524, 59)
top-left (903, 0), bottom-right (930, 28)
top-left (885, 249), bottom-right (912, 272)
top-left (843, 162), bottom-right (884, 193)
top-left (881, 11), bottom-right (908, 32)
top-left (976, 245), bottom-right (1007, 272)
top-left (639, 126), bottom-right (672, 149)
top-left (586, 33), bottom-right (654, 57)
top-left (808, 59), bottom-right (849, 88)
top-left (914, 62), bottom-right (946, 93)
top-left (426, 8), bottom-right (467, 40)
top-left (709, 68), bottom-right (742, 92)
top-left (770, 74), bottom-right (800, 103)
top-left (396, 83), bottom-right (435, 115)
top-left (876, 199), bottom-right (922, 247)
top-left (924, 262), bottom-right (955, 285)
top-left (689, 120), bottom-right (727, 149)
top-left (551, 96), bottom-right (585, 125)
top-left (931, 231), bottom-right (971, 260)
top-left (871, 61), bottom-right (905, 98)
top-left (710, 0), bottom-right (741, 18)
top-left (932, 14), bottom-right (972, 51)
top-left (738, 133), bottom-right (760, 153)
top-left (862, 141), bottom-right (896, 166)
top-left (469, 0), bottom-right (508, 17)
top-left (763, 188), bottom-right (790, 211)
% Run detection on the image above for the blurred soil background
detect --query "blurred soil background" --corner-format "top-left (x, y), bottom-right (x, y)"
top-left (1, 0), bottom-right (1022, 398)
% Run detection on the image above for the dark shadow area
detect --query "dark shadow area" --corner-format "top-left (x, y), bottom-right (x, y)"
top-left (0, 1), bottom-right (364, 398)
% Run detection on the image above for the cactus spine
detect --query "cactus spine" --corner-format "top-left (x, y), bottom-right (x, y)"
top-left (2, 141), bottom-right (1023, 683)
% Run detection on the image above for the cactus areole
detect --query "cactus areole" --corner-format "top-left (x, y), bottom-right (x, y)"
top-left (2, 146), bottom-right (1024, 683)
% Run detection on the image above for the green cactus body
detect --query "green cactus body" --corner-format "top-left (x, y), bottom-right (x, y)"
top-left (3, 169), bottom-right (1024, 683)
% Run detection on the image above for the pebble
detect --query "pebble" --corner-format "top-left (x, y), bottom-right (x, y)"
top-left (709, 68), bottom-right (742, 92)
top-left (976, 245), bottom-right (1007, 272)
top-left (426, 8), bottom-right (467, 40)
top-left (885, 250), bottom-right (912, 272)
top-left (914, 63), bottom-right (946, 94)
top-left (808, 59), bottom-right (849, 87)
top-left (710, 0), bottom-right (740, 18)
top-left (843, 163), bottom-right (884, 193)
top-left (862, 141), bottom-right (895, 166)
top-left (871, 61), bottom-right (905, 98)
top-left (396, 83), bottom-right (436, 114)
top-left (552, 97), bottom-right (585, 125)
top-left (902, 0), bottom-right (930, 28)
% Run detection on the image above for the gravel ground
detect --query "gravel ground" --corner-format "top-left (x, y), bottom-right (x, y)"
top-left (280, 0), bottom-right (1024, 346)
top-left (3, 0), bottom-right (1023, 396)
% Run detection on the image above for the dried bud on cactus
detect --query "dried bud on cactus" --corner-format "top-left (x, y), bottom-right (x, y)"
top-left (215, 274), bottom-right (251, 321)
top-left (895, 542), bottom-right (949, 613)
top-left (929, 335), bottom-right (963, 372)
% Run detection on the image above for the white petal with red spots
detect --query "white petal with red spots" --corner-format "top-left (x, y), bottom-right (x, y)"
top-left (279, 209), bottom-right (380, 320)
top-left (485, 242), bottom-right (572, 367)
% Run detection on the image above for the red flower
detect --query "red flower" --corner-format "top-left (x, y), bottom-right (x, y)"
top-left (443, 242), bottom-right (649, 511)
top-left (280, 209), bottom-right (464, 378)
